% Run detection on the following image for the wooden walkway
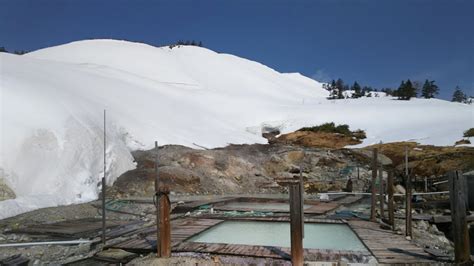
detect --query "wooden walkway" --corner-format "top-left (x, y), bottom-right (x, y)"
top-left (109, 217), bottom-right (442, 264)
top-left (173, 197), bottom-right (237, 213)
top-left (348, 220), bottom-right (438, 264)
top-left (174, 242), bottom-right (371, 263)
top-left (212, 196), bottom-right (343, 215)
top-left (8, 218), bottom-right (136, 239)
top-left (111, 218), bottom-right (223, 253)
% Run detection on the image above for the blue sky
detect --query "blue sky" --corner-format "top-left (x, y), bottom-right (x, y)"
top-left (1, 0), bottom-right (472, 99)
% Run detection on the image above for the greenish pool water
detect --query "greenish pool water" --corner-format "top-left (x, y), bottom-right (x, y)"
top-left (188, 221), bottom-right (367, 251)
top-left (219, 202), bottom-right (312, 211)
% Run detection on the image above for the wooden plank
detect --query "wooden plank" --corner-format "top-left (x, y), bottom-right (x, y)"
top-left (371, 148), bottom-right (378, 222)
top-left (109, 218), bottom-right (224, 253)
top-left (347, 220), bottom-right (439, 264)
top-left (174, 241), bottom-right (370, 261)
top-left (9, 218), bottom-right (130, 238)
top-left (379, 164), bottom-right (384, 219)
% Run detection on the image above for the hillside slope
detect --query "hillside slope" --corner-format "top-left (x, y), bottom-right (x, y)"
top-left (0, 39), bottom-right (472, 219)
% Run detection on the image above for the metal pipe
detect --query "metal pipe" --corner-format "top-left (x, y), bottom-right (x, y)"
top-left (0, 240), bottom-right (91, 248)
top-left (318, 191), bottom-right (449, 196)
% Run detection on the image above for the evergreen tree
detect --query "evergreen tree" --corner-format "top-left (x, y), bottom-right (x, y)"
top-left (397, 80), bottom-right (406, 100)
top-left (421, 79), bottom-right (439, 98)
top-left (335, 78), bottom-right (345, 99)
top-left (397, 79), bottom-right (417, 100)
top-left (351, 81), bottom-right (362, 98)
top-left (0, 47), bottom-right (7, 53)
top-left (452, 86), bottom-right (467, 103)
top-left (421, 80), bottom-right (431, 98)
top-left (326, 80), bottom-right (338, 99)
top-left (405, 79), bottom-right (417, 99)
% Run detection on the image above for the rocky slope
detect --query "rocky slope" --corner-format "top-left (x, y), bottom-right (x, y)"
top-left (110, 143), bottom-right (385, 198)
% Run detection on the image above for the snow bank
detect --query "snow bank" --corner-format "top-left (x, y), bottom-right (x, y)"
top-left (0, 39), bottom-right (472, 219)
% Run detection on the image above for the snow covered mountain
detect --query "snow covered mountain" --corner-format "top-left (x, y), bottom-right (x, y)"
top-left (0, 39), bottom-right (472, 219)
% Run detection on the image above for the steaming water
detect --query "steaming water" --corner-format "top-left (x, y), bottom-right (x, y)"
top-left (188, 221), bottom-right (367, 251)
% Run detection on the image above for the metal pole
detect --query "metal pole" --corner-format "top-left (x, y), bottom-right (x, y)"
top-left (101, 109), bottom-right (106, 246)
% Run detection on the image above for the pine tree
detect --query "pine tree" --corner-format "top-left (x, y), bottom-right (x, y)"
top-left (326, 80), bottom-right (337, 99)
top-left (421, 80), bottom-right (430, 98)
top-left (452, 86), bottom-right (467, 103)
top-left (335, 79), bottom-right (345, 99)
top-left (351, 81), bottom-right (362, 98)
top-left (406, 79), bottom-right (417, 99)
top-left (397, 80), bottom-right (406, 100)
top-left (397, 79), bottom-right (417, 100)
top-left (421, 79), bottom-right (439, 98)
top-left (0, 47), bottom-right (7, 53)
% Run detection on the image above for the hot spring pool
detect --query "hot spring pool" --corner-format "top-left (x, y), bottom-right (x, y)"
top-left (187, 220), bottom-right (367, 251)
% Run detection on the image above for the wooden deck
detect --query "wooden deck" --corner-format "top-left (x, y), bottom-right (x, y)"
top-left (110, 218), bottom-right (223, 253)
top-left (174, 242), bottom-right (371, 263)
top-left (8, 218), bottom-right (137, 239)
top-left (108, 216), bottom-right (441, 264)
top-left (211, 197), bottom-right (342, 215)
top-left (348, 220), bottom-right (438, 264)
top-left (5, 195), bottom-right (444, 264)
top-left (213, 201), bottom-right (339, 214)
top-left (173, 197), bottom-right (237, 213)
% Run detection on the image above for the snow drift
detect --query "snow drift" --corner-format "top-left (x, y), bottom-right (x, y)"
top-left (0, 39), bottom-right (472, 219)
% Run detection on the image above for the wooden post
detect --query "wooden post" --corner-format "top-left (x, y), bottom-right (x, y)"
top-left (299, 166), bottom-right (304, 239)
top-left (405, 147), bottom-right (412, 238)
top-left (154, 141), bottom-right (160, 256)
top-left (449, 171), bottom-right (471, 264)
top-left (424, 177), bottom-right (428, 192)
top-left (158, 192), bottom-right (171, 257)
top-left (101, 109), bottom-right (106, 246)
top-left (370, 148), bottom-right (378, 222)
top-left (379, 165), bottom-right (384, 219)
top-left (276, 177), bottom-right (304, 265)
top-left (154, 141), bottom-right (171, 258)
top-left (289, 182), bottom-right (304, 266)
top-left (387, 170), bottom-right (395, 229)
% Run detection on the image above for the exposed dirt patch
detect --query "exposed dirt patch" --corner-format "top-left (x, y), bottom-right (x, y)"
top-left (271, 131), bottom-right (361, 149)
top-left (363, 142), bottom-right (474, 177)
